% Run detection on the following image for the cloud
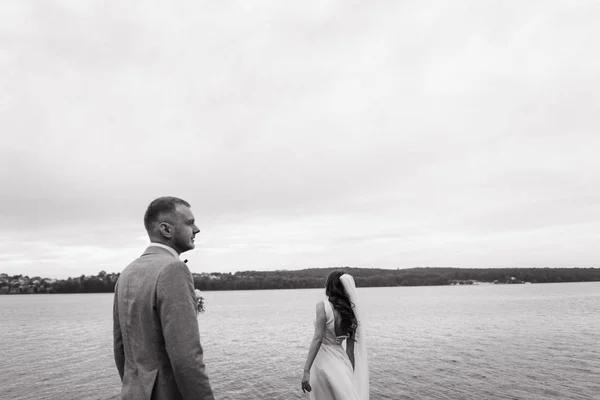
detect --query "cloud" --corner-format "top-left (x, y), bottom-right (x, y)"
top-left (1, 1), bottom-right (599, 277)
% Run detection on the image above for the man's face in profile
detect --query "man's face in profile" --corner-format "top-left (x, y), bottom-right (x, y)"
top-left (163, 205), bottom-right (200, 254)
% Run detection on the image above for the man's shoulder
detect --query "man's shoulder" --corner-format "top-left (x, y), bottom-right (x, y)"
top-left (119, 252), bottom-right (183, 280)
top-left (157, 259), bottom-right (191, 278)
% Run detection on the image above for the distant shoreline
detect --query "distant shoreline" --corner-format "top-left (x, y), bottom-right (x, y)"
top-left (2, 280), bottom-right (600, 296)
top-left (1, 267), bottom-right (599, 294)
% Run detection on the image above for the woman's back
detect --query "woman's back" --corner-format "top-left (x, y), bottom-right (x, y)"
top-left (321, 300), bottom-right (349, 346)
top-left (301, 272), bottom-right (368, 400)
top-left (331, 305), bottom-right (348, 337)
top-left (308, 300), bottom-right (359, 400)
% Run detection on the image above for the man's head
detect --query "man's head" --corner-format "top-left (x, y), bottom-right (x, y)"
top-left (144, 196), bottom-right (200, 254)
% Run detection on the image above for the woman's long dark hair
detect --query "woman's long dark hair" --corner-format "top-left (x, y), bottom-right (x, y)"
top-left (325, 271), bottom-right (358, 338)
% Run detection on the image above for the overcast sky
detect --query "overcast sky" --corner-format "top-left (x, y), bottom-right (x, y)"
top-left (1, 1), bottom-right (599, 278)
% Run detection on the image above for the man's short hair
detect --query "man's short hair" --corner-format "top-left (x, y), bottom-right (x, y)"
top-left (144, 196), bottom-right (191, 232)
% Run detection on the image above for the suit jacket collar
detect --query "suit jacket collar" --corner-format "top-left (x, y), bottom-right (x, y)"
top-left (143, 243), bottom-right (179, 259)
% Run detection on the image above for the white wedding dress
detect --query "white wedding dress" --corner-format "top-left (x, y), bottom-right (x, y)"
top-left (309, 275), bottom-right (369, 400)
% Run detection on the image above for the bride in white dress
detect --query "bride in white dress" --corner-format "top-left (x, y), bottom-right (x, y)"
top-left (301, 271), bottom-right (369, 400)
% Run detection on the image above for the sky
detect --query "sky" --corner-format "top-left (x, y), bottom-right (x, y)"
top-left (1, 1), bottom-right (599, 279)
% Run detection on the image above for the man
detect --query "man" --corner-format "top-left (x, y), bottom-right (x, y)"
top-left (113, 196), bottom-right (214, 400)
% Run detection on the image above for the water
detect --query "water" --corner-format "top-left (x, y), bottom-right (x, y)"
top-left (1, 283), bottom-right (599, 400)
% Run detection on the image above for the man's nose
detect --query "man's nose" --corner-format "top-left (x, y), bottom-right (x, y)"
top-left (193, 225), bottom-right (200, 234)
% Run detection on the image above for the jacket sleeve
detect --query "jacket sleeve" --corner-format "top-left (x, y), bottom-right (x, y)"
top-left (113, 280), bottom-right (125, 380)
top-left (157, 261), bottom-right (214, 400)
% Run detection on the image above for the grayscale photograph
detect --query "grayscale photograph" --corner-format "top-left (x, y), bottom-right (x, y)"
top-left (1, 1), bottom-right (599, 399)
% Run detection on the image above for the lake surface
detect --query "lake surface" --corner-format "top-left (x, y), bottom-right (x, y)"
top-left (1, 283), bottom-right (599, 400)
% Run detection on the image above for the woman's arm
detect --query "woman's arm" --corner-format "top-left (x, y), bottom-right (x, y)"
top-left (301, 301), bottom-right (327, 392)
top-left (346, 333), bottom-right (355, 370)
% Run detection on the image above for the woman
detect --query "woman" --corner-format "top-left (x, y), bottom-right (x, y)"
top-left (301, 271), bottom-right (369, 400)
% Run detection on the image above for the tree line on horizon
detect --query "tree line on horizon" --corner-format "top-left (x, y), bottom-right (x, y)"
top-left (1, 267), bottom-right (600, 294)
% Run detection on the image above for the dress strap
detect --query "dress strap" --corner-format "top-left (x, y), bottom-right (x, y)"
top-left (322, 299), bottom-right (333, 322)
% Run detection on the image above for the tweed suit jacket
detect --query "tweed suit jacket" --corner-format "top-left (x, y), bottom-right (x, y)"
top-left (113, 246), bottom-right (214, 400)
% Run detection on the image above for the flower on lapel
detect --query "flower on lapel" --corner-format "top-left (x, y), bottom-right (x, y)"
top-left (194, 289), bottom-right (205, 314)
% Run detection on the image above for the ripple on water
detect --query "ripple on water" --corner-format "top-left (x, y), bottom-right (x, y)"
top-left (1, 284), bottom-right (600, 400)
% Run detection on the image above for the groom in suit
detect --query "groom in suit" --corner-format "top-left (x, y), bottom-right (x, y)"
top-left (113, 196), bottom-right (214, 400)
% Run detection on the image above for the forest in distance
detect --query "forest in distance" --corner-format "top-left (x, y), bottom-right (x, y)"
top-left (1, 267), bottom-right (600, 294)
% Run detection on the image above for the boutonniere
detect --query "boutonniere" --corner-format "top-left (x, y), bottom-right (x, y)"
top-left (194, 289), bottom-right (205, 314)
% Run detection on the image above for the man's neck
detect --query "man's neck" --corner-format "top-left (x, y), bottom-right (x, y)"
top-left (149, 242), bottom-right (179, 259)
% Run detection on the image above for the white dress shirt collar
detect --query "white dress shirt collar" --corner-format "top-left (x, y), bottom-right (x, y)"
top-left (148, 242), bottom-right (179, 259)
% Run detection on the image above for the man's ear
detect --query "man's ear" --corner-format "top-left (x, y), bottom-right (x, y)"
top-left (159, 222), bottom-right (172, 238)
